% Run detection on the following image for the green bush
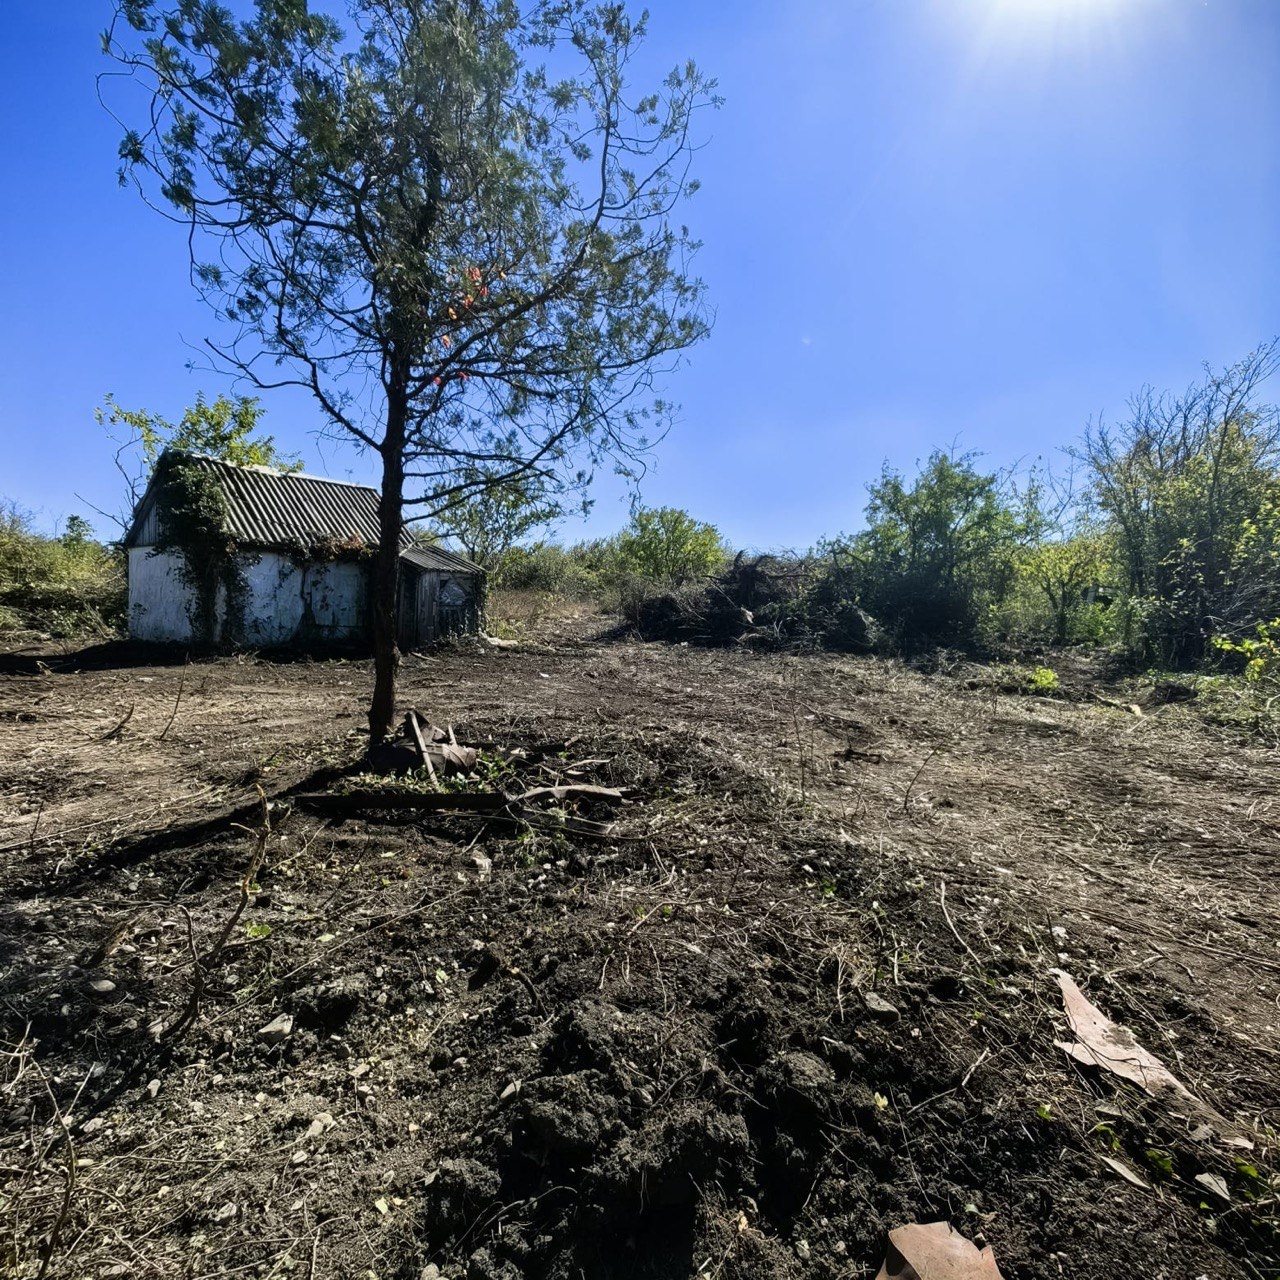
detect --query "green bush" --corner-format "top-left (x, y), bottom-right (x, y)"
top-left (0, 505), bottom-right (125, 637)
top-left (1079, 344), bottom-right (1280, 667)
top-left (1027, 666), bottom-right (1060, 695)
top-left (493, 508), bottom-right (727, 611)
top-left (614, 507), bottom-right (726, 585)
top-left (1065, 601), bottom-right (1117, 646)
top-left (1212, 617), bottom-right (1280, 682)
top-left (494, 540), bottom-right (617, 600)
top-left (810, 452), bottom-right (1035, 649)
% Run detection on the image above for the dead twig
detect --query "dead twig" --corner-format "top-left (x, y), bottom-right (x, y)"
top-left (28, 799), bottom-right (44, 856)
top-left (902, 747), bottom-right (940, 813)
top-left (939, 877), bottom-right (985, 968)
top-left (30, 1059), bottom-right (93, 1280)
top-left (157, 658), bottom-right (189, 742)
top-left (80, 913), bottom-right (141, 970)
top-left (100, 703), bottom-right (135, 742)
top-left (406, 710), bottom-right (438, 789)
top-left (1056, 847), bottom-right (1129, 890)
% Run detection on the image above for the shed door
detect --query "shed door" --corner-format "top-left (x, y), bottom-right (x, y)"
top-left (436, 576), bottom-right (472, 638)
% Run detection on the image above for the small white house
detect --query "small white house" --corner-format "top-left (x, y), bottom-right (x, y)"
top-left (124, 452), bottom-right (483, 650)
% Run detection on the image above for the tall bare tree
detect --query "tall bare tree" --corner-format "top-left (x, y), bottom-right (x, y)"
top-left (103, 0), bottom-right (715, 737)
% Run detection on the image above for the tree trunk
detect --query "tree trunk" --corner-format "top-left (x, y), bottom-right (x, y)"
top-left (368, 393), bottom-right (408, 742)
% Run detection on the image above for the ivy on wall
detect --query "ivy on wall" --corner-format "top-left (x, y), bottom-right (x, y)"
top-left (150, 455), bottom-right (249, 648)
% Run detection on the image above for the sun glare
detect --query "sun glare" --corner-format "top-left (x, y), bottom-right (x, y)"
top-left (952, 0), bottom-right (1133, 69)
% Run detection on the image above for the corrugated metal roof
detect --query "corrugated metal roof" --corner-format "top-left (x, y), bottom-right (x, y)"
top-left (400, 544), bottom-right (483, 574)
top-left (126, 451), bottom-right (481, 574)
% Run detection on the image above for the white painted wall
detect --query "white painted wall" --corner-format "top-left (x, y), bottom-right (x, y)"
top-left (128, 547), bottom-right (192, 642)
top-left (128, 547), bottom-right (369, 647)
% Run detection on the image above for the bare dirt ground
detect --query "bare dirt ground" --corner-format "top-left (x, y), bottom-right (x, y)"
top-left (1, 617), bottom-right (1277, 1280)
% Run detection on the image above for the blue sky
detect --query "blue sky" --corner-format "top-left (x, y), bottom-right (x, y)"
top-left (2, 0), bottom-right (1277, 549)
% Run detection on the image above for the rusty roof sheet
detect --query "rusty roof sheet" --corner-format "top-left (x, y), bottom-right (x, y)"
top-left (126, 452), bottom-right (481, 574)
top-left (400, 544), bottom-right (483, 575)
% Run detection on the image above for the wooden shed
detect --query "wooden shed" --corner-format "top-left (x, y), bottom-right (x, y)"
top-left (397, 544), bottom-right (486, 648)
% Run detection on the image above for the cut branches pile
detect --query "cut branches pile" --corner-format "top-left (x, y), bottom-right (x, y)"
top-left (301, 716), bottom-right (630, 839)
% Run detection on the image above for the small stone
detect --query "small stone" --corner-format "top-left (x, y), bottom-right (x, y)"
top-left (499, 1080), bottom-right (521, 1102)
top-left (145, 1079), bottom-right (161, 1099)
top-left (88, 978), bottom-right (117, 996)
top-left (795, 1239), bottom-right (811, 1260)
top-left (301, 1112), bottom-right (336, 1141)
top-left (862, 992), bottom-right (900, 1023)
top-left (258, 1013), bottom-right (294, 1044)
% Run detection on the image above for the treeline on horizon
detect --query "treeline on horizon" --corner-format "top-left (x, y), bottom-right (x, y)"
top-left (3, 342), bottom-right (1279, 687)
top-left (488, 341), bottom-right (1280, 678)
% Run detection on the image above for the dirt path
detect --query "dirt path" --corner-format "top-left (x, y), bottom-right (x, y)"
top-left (1, 626), bottom-right (1277, 1279)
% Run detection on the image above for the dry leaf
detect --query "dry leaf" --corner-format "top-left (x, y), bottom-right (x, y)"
top-left (1099, 1155), bottom-right (1151, 1190)
top-left (1051, 970), bottom-right (1190, 1099)
top-left (1194, 1172), bottom-right (1230, 1202)
top-left (875, 1221), bottom-right (1004, 1280)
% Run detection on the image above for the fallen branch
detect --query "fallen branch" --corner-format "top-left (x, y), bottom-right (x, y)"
top-left (297, 789), bottom-right (511, 815)
top-left (293, 787), bottom-right (620, 839)
top-left (297, 782), bottom-right (625, 815)
top-left (406, 710), bottom-right (438, 789)
top-left (518, 784), bottom-right (628, 806)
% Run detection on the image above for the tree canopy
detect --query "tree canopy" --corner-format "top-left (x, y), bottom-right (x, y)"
top-left (615, 504), bottom-right (724, 584)
top-left (431, 468), bottom-right (563, 570)
top-left (103, 0), bottom-right (716, 736)
top-left (95, 391), bottom-right (295, 528)
top-left (844, 451), bottom-right (1038, 642)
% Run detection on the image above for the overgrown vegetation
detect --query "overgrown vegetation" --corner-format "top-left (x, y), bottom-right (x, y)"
top-left (0, 506), bottom-right (123, 638)
top-left (1077, 342), bottom-right (1280, 667)
top-left (148, 452), bottom-right (248, 649)
top-left (97, 391), bottom-right (297, 530)
top-left (484, 343), bottom-right (1280, 725)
